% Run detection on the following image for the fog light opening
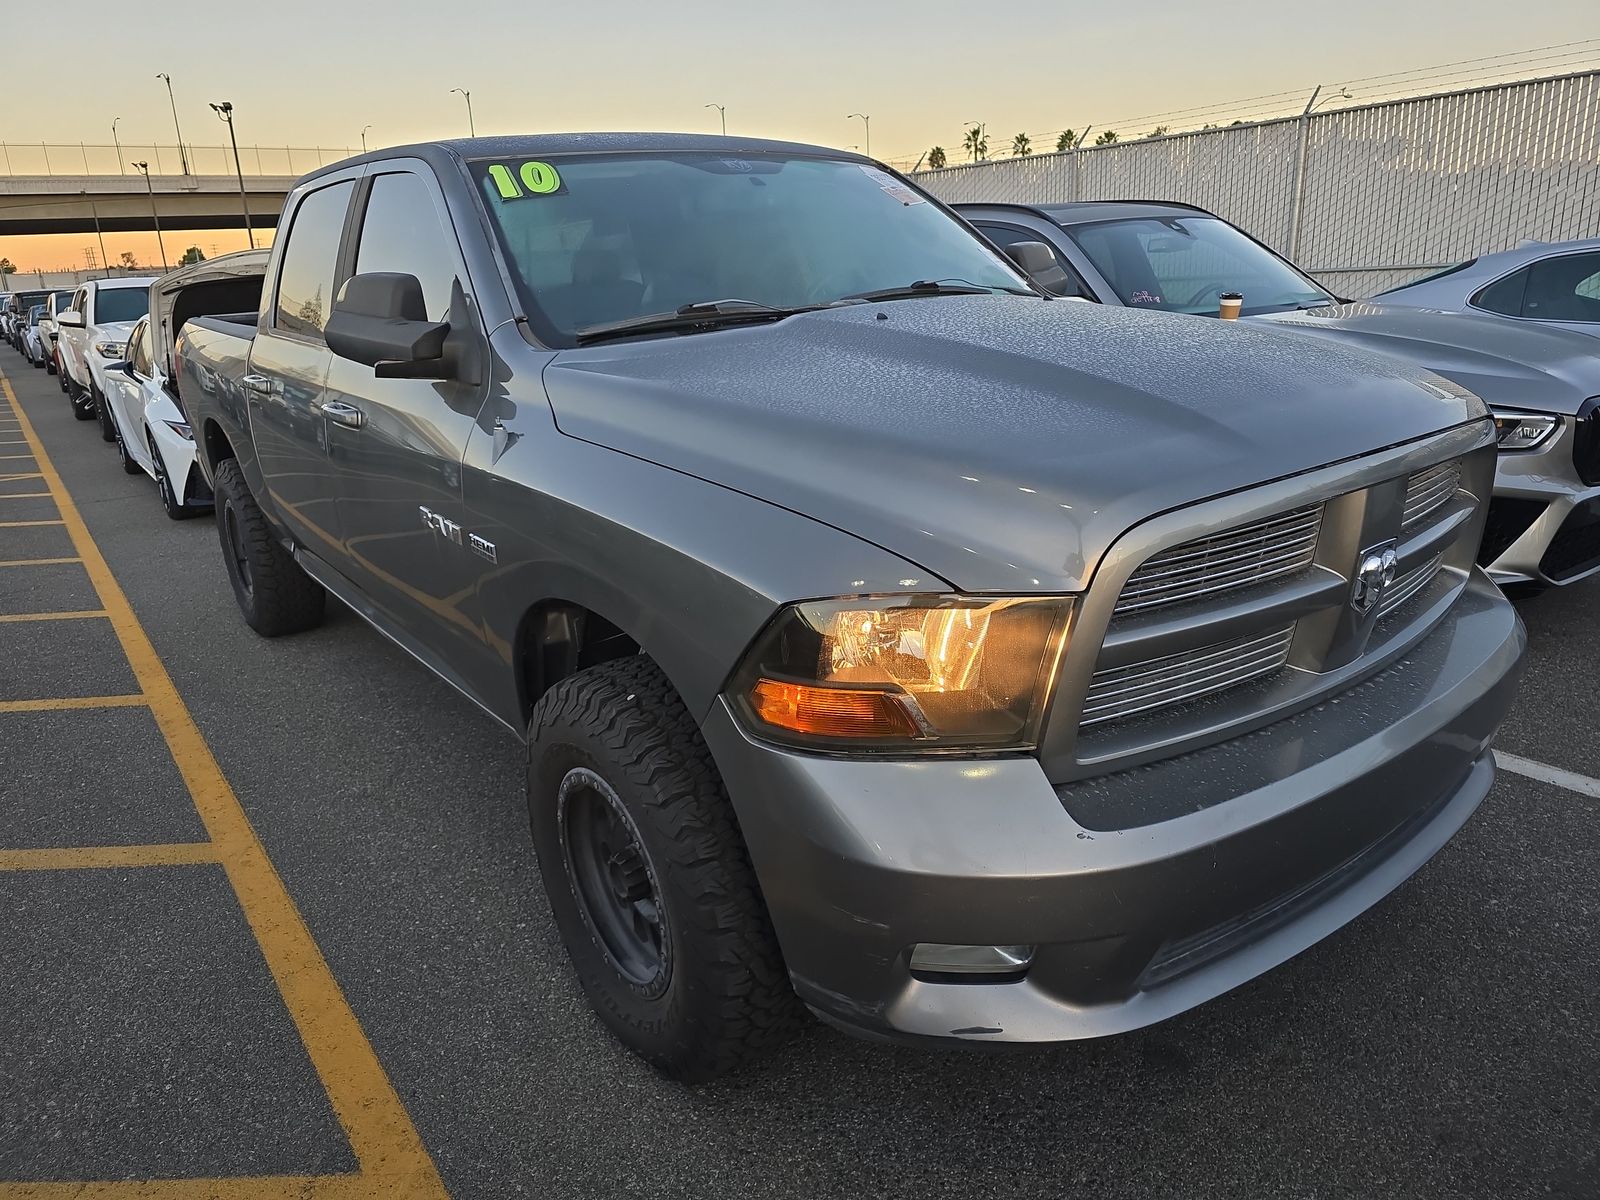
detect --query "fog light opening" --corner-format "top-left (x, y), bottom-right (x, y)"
top-left (909, 942), bottom-right (1035, 982)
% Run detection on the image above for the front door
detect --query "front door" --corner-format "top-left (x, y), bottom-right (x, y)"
top-left (250, 177), bottom-right (358, 563)
top-left (326, 167), bottom-right (491, 664)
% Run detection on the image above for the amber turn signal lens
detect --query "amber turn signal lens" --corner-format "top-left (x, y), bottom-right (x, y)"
top-left (749, 678), bottom-right (921, 740)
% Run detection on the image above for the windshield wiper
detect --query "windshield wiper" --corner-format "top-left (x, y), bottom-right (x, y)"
top-left (841, 278), bottom-right (1031, 303)
top-left (574, 299), bottom-right (832, 345)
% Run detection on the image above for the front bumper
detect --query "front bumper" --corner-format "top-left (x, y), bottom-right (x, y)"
top-left (1481, 412), bottom-right (1600, 586)
top-left (704, 570), bottom-right (1524, 1045)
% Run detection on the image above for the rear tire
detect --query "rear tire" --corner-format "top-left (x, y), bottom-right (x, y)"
top-left (93, 384), bottom-right (117, 443)
top-left (211, 458), bottom-right (326, 636)
top-left (527, 656), bottom-right (803, 1082)
top-left (113, 416), bottom-right (142, 475)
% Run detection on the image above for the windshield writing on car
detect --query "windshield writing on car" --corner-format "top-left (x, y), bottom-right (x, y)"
top-left (1068, 216), bottom-right (1334, 316)
top-left (470, 154), bottom-right (1029, 342)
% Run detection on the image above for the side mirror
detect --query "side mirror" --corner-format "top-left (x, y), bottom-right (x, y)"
top-left (57, 310), bottom-right (84, 329)
top-left (324, 272), bottom-right (449, 377)
top-left (1003, 240), bottom-right (1080, 298)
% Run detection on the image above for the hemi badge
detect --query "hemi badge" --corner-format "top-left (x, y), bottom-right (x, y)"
top-left (469, 533), bottom-right (498, 563)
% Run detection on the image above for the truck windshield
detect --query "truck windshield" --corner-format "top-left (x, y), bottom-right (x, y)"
top-left (469, 153), bottom-right (1032, 343)
top-left (1066, 216), bottom-right (1335, 316)
top-left (95, 287), bottom-right (151, 324)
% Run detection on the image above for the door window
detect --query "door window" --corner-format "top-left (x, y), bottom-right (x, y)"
top-left (974, 223), bottom-right (1088, 297)
top-left (353, 172), bottom-right (462, 322)
top-left (274, 179), bottom-right (357, 339)
top-left (128, 318), bottom-right (155, 377)
top-left (1520, 253), bottom-right (1600, 322)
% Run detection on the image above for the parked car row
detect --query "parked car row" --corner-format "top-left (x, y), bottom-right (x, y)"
top-left (955, 202), bottom-right (1600, 592)
top-left (6, 133), bottom-right (1585, 1084)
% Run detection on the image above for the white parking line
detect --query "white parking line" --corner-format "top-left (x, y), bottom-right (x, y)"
top-left (1495, 751), bottom-right (1600, 800)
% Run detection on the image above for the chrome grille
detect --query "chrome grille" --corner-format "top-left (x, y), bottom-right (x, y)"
top-left (1403, 461), bottom-right (1460, 528)
top-left (1113, 505), bottom-right (1324, 617)
top-left (1378, 554), bottom-right (1443, 618)
top-left (1081, 626), bottom-right (1296, 727)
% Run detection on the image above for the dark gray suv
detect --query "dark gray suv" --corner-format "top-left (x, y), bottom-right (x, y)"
top-left (177, 135), bottom-right (1524, 1079)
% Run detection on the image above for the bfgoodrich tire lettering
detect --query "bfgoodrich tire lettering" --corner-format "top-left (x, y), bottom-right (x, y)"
top-left (211, 458), bottom-right (325, 636)
top-left (527, 656), bottom-right (803, 1081)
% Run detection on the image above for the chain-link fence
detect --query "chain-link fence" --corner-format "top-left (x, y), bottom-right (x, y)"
top-left (916, 71), bottom-right (1600, 297)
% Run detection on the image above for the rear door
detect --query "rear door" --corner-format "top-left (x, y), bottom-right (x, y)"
top-left (60, 287), bottom-right (90, 383)
top-left (325, 164), bottom-right (491, 662)
top-left (247, 174), bottom-right (359, 563)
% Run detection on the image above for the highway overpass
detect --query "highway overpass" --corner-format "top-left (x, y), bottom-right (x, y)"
top-left (0, 172), bottom-right (294, 236)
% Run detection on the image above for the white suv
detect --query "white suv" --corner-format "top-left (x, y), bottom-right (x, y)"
top-left (57, 277), bottom-right (158, 435)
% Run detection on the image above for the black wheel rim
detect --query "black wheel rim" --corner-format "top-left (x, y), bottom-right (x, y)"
top-left (559, 767), bottom-right (669, 992)
top-left (151, 444), bottom-right (174, 508)
top-left (224, 505), bottom-right (254, 597)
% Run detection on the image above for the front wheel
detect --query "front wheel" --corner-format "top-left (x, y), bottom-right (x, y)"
top-left (113, 416), bottom-right (142, 475)
top-left (211, 459), bottom-right (326, 636)
top-left (92, 384), bottom-right (117, 443)
top-left (527, 656), bottom-right (802, 1082)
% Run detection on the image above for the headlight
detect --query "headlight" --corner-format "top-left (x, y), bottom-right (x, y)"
top-left (1492, 409), bottom-right (1560, 451)
top-left (162, 419), bottom-right (193, 441)
top-left (731, 594), bottom-right (1071, 753)
top-left (94, 341), bottom-right (127, 359)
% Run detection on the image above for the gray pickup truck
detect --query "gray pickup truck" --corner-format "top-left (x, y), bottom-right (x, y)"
top-left (176, 134), bottom-right (1524, 1081)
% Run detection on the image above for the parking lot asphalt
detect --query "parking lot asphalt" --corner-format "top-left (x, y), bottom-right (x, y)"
top-left (0, 357), bottom-right (1597, 1200)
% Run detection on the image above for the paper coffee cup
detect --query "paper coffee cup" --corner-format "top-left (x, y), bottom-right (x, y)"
top-left (1218, 293), bottom-right (1243, 320)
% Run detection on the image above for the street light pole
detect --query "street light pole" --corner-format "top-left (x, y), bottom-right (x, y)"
top-left (133, 162), bottom-right (169, 271)
top-left (210, 102), bottom-right (255, 249)
top-left (112, 117), bottom-right (124, 174)
top-left (156, 73), bottom-right (190, 175)
top-left (361, 124), bottom-right (372, 152)
top-left (704, 103), bottom-right (726, 135)
top-left (848, 113), bottom-right (871, 157)
top-left (82, 192), bottom-right (111, 277)
top-left (451, 88), bottom-right (475, 136)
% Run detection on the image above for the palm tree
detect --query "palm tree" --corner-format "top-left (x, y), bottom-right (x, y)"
top-left (927, 146), bottom-right (947, 169)
top-left (1055, 129), bottom-right (1077, 152)
top-left (1094, 130), bottom-right (1121, 146)
top-left (1011, 132), bottom-right (1032, 156)
top-left (962, 125), bottom-right (988, 162)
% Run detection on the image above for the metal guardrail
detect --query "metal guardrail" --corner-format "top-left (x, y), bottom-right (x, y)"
top-left (0, 143), bottom-right (354, 177)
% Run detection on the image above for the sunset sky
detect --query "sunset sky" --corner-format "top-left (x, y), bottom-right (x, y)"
top-left (3, 0), bottom-right (1597, 272)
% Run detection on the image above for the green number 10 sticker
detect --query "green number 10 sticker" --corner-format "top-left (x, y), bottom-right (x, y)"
top-left (486, 161), bottom-right (563, 199)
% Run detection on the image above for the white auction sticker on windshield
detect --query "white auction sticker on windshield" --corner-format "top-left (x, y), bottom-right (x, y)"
top-left (859, 164), bottom-right (924, 205)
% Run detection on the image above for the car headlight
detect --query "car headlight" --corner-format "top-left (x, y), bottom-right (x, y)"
top-left (1492, 409), bottom-right (1560, 451)
top-left (162, 419), bottom-right (193, 441)
top-left (730, 594), bottom-right (1072, 752)
top-left (93, 341), bottom-right (127, 359)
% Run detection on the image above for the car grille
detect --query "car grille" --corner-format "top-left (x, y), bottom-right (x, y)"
top-left (1539, 496), bottom-right (1600, 582)
top-left (1081, 625), bottom-right (1295, 727)
top-left (1403, 461), bottom-right (1460, 528)
top-left (1072, 448), bottom-right (1487, 741)
top-left (1112, 504), bottom-right (1323, 617)
top-left (1574, 399), bottom-right (1600, 487)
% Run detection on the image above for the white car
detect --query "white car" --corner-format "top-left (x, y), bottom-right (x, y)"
top-left (56, 276), bottom-right (158, 436)
top-left (36, 290), bottom-right (73, 376)
top-left (101, 314), bottom-right (213, 518)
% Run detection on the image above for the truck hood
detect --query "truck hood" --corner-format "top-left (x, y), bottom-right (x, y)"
top-left (543, 297), bottom-right (1484, 592)
top-left (1256, 302), bottom-right (1600, 416)
top-left (92, 320), bottom-right (138, 345)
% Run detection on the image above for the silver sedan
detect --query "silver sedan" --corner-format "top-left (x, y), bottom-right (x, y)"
top-left (1376, 238), bottom-right (1600, 341)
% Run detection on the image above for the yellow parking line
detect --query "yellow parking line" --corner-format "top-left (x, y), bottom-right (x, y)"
top-left (0, 557), bottom-right (82, 567)
top-left (0, 372), bottom-right (446, 1196)
top-left (0, 695), bottom-right (147, 713)
top-left (0, 609), bottom-right (108, 623)
top-left (0, 453), bottom-right (35, 459)
top-left (1, 473), bottom-right (43, 481)
top-left (0, 492), bottom-right (51, 499)
top-left (0, 520), bottom-right (63, 528)
top-left (0, 843), bottom-right (222, 872)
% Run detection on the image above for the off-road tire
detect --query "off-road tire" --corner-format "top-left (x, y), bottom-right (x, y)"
top-left (527, 656), bottom-right (803, 1082)
top-left (212, 459), bottom-right (325, 636)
